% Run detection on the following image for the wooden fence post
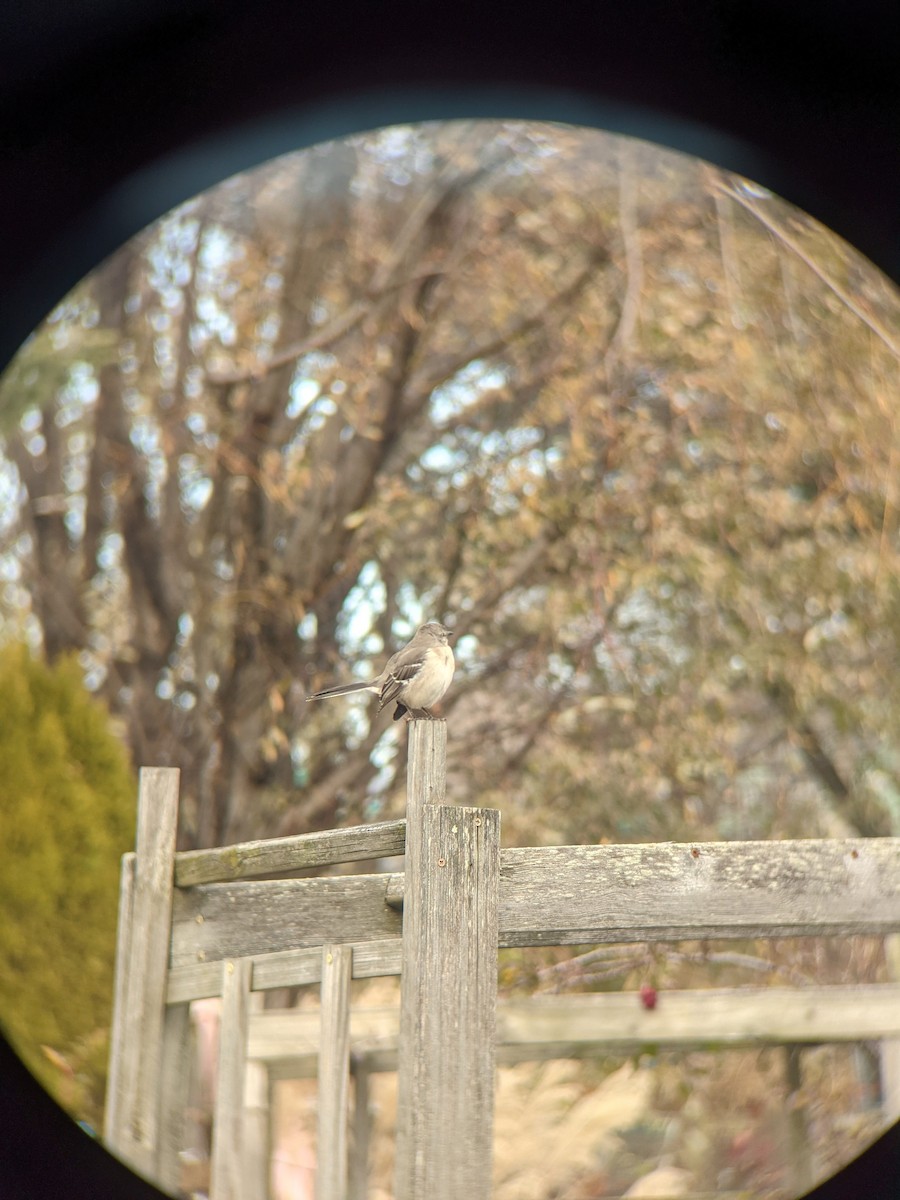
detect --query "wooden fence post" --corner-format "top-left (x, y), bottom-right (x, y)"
top-left (349, 1055), bottom-right (372, 1200)
top-left (109, 767), bottom-right (180, 1179)
top-left (395, 720), bottom-right (500, 1200)
top-left (243, 993), bottom-right (272, 1200)
top-left (317, 943), bottom-right (353, 1200)
top-left (210, 957), bottom-right (253, 1200)
top-left (104, 851), bottom-right (135, 1147)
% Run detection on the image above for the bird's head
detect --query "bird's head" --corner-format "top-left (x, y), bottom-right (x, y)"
top-left (419, 621), bottom-right (452, 642)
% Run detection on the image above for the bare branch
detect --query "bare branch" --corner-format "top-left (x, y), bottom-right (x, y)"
top-left (714, 178), bottom-right (900, 359)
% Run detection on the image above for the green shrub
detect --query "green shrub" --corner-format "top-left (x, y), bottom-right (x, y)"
top-left (0, 643), bottom-right (135, 1128)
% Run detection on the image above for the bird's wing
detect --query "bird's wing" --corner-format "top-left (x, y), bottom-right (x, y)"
top-left (377, 657), bottom-right (424, 709)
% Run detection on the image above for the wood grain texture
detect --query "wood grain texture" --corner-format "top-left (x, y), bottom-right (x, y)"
top-left (115, 768), bottom-right (180, 1177)
top-left (317, 945), bottom-right (353, 1200)
top-left (249, 984), bottom-right (900, 1079)
top-left (104, 851), bottom-right (135, 1146)
top-left (350, 1058), bottom-right (372, 1200)
top-left (497, 838), bottom-right (900, 945)
top-left (170, 874), bottom-right (401, 968)
top-left (242, 993), bottom-right (271, 1200)
top-left (210, 958), bottom-right (253, 1200)
top-left (395, 801), bottom-right (500, 1200)
top-left (165, 938), bottom-right (404, 1003)
top-left (156, 1002), bottom-right (191, 1194)
top-left (175, 819), bottom-right (406, 886)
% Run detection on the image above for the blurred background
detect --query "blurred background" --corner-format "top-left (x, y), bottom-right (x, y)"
top-left (0, 120), bottom-right (898, 1197)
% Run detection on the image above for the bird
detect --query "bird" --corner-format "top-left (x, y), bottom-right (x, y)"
top-left (306, 622), bottom-right (454, 721)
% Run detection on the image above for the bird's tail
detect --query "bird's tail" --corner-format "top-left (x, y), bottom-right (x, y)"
top-left (306, 680), bottom-right (376, 702)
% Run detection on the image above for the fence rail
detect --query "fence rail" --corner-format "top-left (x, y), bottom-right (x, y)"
top-left (104, 725), bottom-right (900, 1200)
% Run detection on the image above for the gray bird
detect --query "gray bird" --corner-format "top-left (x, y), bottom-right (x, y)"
top-left (306, 622), bottom-right (454, 721)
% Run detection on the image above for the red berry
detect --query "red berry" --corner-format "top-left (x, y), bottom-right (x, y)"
top-left (639, 984), bottom-right (658, 1009)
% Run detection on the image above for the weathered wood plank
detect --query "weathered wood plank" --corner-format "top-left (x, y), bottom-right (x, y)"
top-left (170, 875), bottom-right (402, 968)
top-left (167, 958), bottom-right (227, 1003)
top-left (784, 1045), bottom-right (814, 1194)
top-left (175, 819), bottom-right (407, 886)
top-left (114, 768), bottom-right (180, 1178)
top-left (881, 935), bottom-right (900, 1122)
top-left (249, 984), bottom-right (900, 1080)
top-left (495, 984), bottom-right (900, 1048)
top-left (169, 838), bottom-right (899, 971)
top-left (395, 798), bottom-right (500, 1200)
top-left (349, 1057), bottom-right (372, 1200)
top-left (317, 945), bottom-right (353, 1200)
top-left (394, 720), bottom-right (441, 1197)
top-left (165, 939), bottom-right (403, 1004)
top-left (242, 994), bottom-right (271, 1200)
top-left (156, 1003), bottom-right (192, 1193)
top-left (497, 838), bottom-right (900, 945)
top-left (104, 851), bottom-right (135, 1147)
top-left (209, 958), bottom-right (253, 1200)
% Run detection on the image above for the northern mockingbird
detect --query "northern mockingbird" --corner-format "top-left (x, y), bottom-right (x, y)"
top-left (306, 622), bottom-right (454, 721)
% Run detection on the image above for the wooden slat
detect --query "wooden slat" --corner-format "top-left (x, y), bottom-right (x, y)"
top-left (174, 838), bottom-right (899, 968)
top-left (165, 939), bottom-right (403, 1004)
top-left (175, 819), bottom-right (407, 886)
top-left (209, 958), bottom-right (253, 1200)
top-left (496, 838), bottom-right (900, 945)
top-left (170, 874), bottom-right (401, 968)
top-left (881, 935), bottom-right (900, 1122)
top-left (394, 721), bottom-right (441, 1197)
top-left (104, 851), bottom-right (135, 1146)
top-left (495, 984), bottom-right (900, 1048)
top-left (317, 945), bottom-right (353, 1200)
top-left (395, 792), bottom-right (501, 1200)
top-left (347, 938), bottom-right (402, 979)
top-left (349, 1057), bottom-right (372, 1200)
top-left (115, 768), bottom-right (180, 1177)
top-left (242, 994), bottom-right (270, 1200)
top-left (156, 1003), bottom-right (192, 1193)
top-left (248, 984), bottom-right (900, 1079)
top-left (167, 959), bottom-right (227, 1003)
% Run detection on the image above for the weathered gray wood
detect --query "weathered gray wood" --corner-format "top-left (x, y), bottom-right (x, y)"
top-left (242, 994), bottom-right (270, 1200)
top-left (157, 1003), bottom-right (192, 1193)
top-left (249, 1007), bottom-right (398, 1067)
top-left (349, 1056), bottom-right (372, 1200)
top-left (104, 851), bottom-right (135, 1147)
top-left (171, 835), bottom-right (898, 976)
top-left (317, 945), bottom-right (353, 1200)
top-left (171, 874), bottom-right (402, 968)
top-left (784, 1045), bottom-right (815, 1194)
top-left (406, 718), bottom-right (447, 806)
top-left (166, 939), bottom-right (403, 1004)
top-left (494, 837), bottom-right (900, 944)
top-left (249, 984), bottom-right (900, 1079)
top-left (880, 934), bottom-right (900, 1122)
top-left (395, 801), bottom-right (500, 1200)
top-left (175, 819), bottom-right (407, 886)
top-left (394, 720), bottom-right (440, 1195)
top-left (115, 768), bottom-right (180, 1177)
top-left (495, 984), bottom-right (900, 1048)
top-left (346, 938), bottom-right (403, 979)
top-left (210, 958), bottom-right (253, 1200)
top-left (167, 959), bottom-right (228, 1004)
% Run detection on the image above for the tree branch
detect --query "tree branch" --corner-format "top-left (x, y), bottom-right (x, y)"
top-left (714, 178), bottom-right (900, 360)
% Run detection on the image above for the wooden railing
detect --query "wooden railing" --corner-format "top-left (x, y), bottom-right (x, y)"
top-left (104, 721), bottom-right (900, 1200)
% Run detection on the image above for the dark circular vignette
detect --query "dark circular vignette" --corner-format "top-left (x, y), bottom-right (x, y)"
top-left (0, 2), bottom-right (898, 1199)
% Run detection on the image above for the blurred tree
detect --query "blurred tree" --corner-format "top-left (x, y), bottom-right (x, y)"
top-left (0, 642), bottom-right (134, 1127)
top-left (0, 120), bottom-right (897, 851)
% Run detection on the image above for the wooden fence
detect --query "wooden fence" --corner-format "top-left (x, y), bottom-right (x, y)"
top-left (104, 721), bottom-right (900, 1199)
